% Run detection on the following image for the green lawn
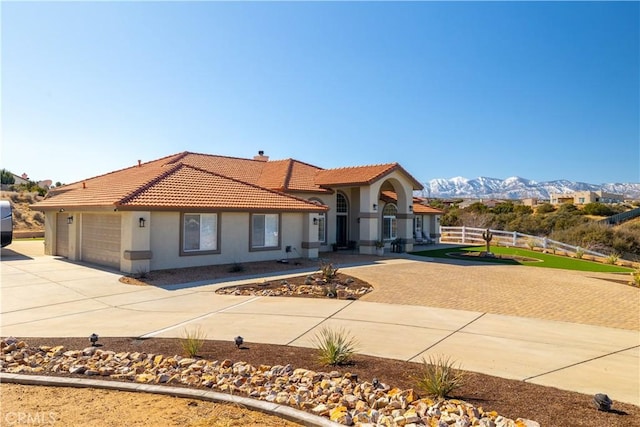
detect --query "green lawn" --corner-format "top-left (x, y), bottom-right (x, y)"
top-left (411, 245), bottom-right (634, 273)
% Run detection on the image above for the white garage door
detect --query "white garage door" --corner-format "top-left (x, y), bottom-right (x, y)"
top-left (56, 213), bottom-right (69, 258)
top-left (81, 213), bottom-right (121, 269)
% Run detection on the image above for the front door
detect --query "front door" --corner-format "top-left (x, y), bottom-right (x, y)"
top-left (336, 215), bottom-right (348, 247)
top-left (335, 192), bottom-right (349, 247)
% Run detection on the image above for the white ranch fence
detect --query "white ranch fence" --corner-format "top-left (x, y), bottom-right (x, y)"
top-left (439, 226), bottom-right (608, 258)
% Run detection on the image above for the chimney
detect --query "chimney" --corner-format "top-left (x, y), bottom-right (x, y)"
top-left (253, 150), bottom-right (269, 162)
top-left (138, 160), bottom-right (142, 167)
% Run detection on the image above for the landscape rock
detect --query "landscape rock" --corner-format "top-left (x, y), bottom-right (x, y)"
top-left (0, 337), bottom-right (534, 427)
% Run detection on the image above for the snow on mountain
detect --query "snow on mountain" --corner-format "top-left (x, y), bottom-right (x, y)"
top-left (422, 177), bottom-right (640, 200)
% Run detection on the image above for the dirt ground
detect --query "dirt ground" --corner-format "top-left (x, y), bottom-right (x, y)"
top-left (0, 384), bottom-right (300, 427)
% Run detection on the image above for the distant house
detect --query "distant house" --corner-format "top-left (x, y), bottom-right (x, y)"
top-left (549, 191), bottom-right (625, 205)
top-left (11, 173), bottom-right (29, 186)
top-left (32, 151), bottom-right (435, 273)
top-left (38, 180), bottom-right (53, 189)
top-left (522, 198), bottom-right (541, 207)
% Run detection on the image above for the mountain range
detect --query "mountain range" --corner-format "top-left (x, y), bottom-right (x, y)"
top-left (421, 176), bottom-right (640, 200)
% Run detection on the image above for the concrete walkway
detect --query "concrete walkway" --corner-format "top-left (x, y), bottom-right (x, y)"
top-left (1, 241), bottom-right (638, 406)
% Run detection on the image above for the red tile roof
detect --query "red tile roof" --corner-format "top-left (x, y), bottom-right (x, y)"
top-left (121, 165), bottom-right (325, 211)
top-left (413, 203), bottom-right (444, 214)
top-left (34, 152), bottom-right (421, 211)
top-left (380, 191), bottom-right (444, 214)
top-left (315, 163), bottom-right (423, 190)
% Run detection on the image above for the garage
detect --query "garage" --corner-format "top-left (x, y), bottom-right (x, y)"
top-left (55, 213), bottom-right (69, 258)
top-left (81, 213), bottom-right (121, 270)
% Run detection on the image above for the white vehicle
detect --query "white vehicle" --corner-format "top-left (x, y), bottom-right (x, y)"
top-left (1, 200), bottom-right (12, 247)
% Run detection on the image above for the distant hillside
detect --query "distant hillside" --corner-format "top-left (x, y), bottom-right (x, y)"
top-left (1, 191), bottom-right (44, 232)
top-left (422, 177), bottom-right (640, 200)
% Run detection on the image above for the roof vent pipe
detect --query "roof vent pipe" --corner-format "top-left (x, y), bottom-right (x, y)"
top-left (138, 160), bottom-right (141, 167)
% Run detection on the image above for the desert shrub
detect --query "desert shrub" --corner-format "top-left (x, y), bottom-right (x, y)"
top-left (514, 205), bottom-right (534, 215)
top-left (12, 209), bottom-right (22, 220)
top-left (320, 262), bottom-right (339, 282)
top-left (631, 269), bottom-right (640, 287)
top-left (551, 223), bottom-right (613, 248)
top-left (440, 207), bottom-right (461, 226)
top-left (574, 248), bottom-right (585, 259)
top-left (180, 326), bottom-right (206, 357)
top-left (32, 212), bottom-right (44, 224)
top-left (526, 238), bottom-right (537, 250)
top-left (604, 253), bottom-right (619, 265)
top-left (582, 203), bottom-right (615, 217)
top-left (536, 203), bottom-right (555, 214)
top-left (313, 326), bottom-right (358, 366)
top-left (414, 354), bottom-right (465, 398)
top-left (466, 202), bottom-right (489, 214)
top-left (611, 230), bottom-right (640, 259)
top-left (558, 203), bottom-right (579, 214)
top-left (504, 213), bottom-right (544, 235)
top-left (491, 202), bottom-right (514, 214)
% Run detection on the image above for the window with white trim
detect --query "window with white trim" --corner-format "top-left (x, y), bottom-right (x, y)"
top-left (251, 213), bottom-right (279, 249)
top-left (182, 213), bottom-right (218, 253)
top-left (382, 204), bottom-right (397, 240)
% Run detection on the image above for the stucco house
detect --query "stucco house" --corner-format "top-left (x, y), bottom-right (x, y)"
top-left (33, 151), bottom-right (435, 273)
top-left (549, 190), bottom-right (625, 205)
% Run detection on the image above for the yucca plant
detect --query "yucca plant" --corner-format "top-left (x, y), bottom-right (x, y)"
top-left (414, 354), bottom-right (465, 398)
top-left (180, 326), bottom-right (207, 357)
top-left (313, 326), bottom-right (358, 366)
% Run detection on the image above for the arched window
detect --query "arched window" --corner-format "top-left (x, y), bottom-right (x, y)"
top-left (382, 204), bottom-right (397, 240)
top-left (336, 193), bottom-right (348, 213)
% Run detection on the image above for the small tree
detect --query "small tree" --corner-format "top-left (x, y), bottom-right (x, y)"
top-left (0, 169), bottom-right (15, 185)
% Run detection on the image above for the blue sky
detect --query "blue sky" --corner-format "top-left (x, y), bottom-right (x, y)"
top-left (2, 1), bottom-right (638, 186)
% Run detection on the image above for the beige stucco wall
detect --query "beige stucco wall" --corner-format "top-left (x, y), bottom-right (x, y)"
top-left (43, 211), bottom-right (56, 256)
top-left (149, 211), bottom-right (308, 271)
top-left (120, 211), bottom-right (151, 273)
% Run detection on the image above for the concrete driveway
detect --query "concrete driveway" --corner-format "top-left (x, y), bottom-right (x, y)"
top-left (1, 240), bottom-right (638, 406)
